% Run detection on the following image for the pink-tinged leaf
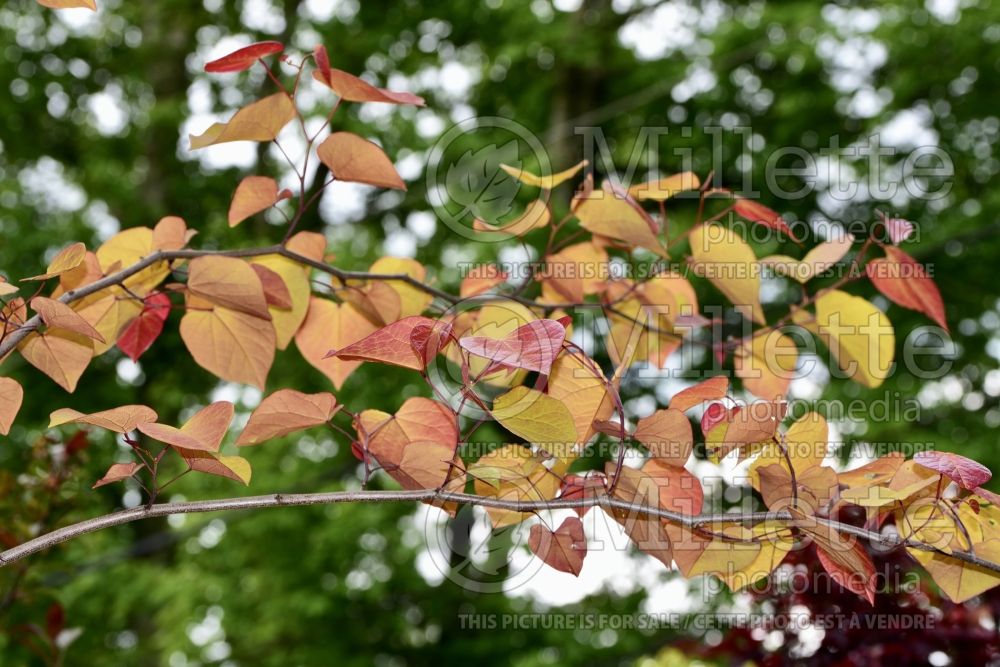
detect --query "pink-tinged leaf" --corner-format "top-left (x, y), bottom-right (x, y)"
top-left (816, 544), bottom-right (877, 605)
top-left (117, 293), bottom-right (171, 362)
top-left (325, 316), bottom-right (441, 370)
top-left (236, 389), bottom-right (338, 446)
top-left (973, 487), bottom-right (1000, 506)
top-left (878, 211), bottom-right (915, 245)
top-left (409, 320), bottom-right (453, 368)
top-left (136, 423), bottom-right (208, 451)
top-left (560, 474), bottom-right (607, 517)
top-left (250, 264), bottom-right (293, 309)
top-left (314, 45), bottom-right (332, 83)
top-left (670, 376), bottom-right (729, 412)
top-left (204, 41), bottom-right (284, 73)
top-left (866, 246), bottom-right (948, 331)
top-left (528, 517), bottom-right (587, 576)
top-left (914, 451), bottom-right (991, 490)
top-left (459, 319), bottom-right (566, 376)
top-left (93, 462), bottom-right (145, 488)
top-left (312, 66), bottom-right (425, 106)
top-left (733, 198), bottom-right (795, 239)
top-left (700, 402), bottom-right (733, 434)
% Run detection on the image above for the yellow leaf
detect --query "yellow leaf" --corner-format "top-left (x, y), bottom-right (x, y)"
top-left (735, 329), bottom-right (798, 400)
top-left (186, 256), bottom-right (271, 319)
top-left (749, 412), bottom-right (828, 488)
top-left (19, 330), bottom-right (93, 392)
top-left (0, 377), bottom-right (24, 435)
top-left (179, 305), bottom-right (275, 389)
top-left (316, 132), bottom-right (405, 190)
top-left (909, 539), bottom-right (1000, 603)
top-left (24, 242), bottom-right (86, 281)
top-left (367, 257), bottom-right (433, 320)
top-left (688, 223), bottom-right (763, 324)
top-left (491, 386), bottom-right (578, 450)
top-left (189, 93), bottom-right (296, 149)
top-left (473, 199), bottom-right (550, 237)
top-left (249, 255), bottom-right (311, 350)
top-left (628, 171), bottom-right (700, 201)
top-left (95, 227), bottom-right (170, 296)
top-left (499, 159), bottom-right (587, 189)
top-left (806, 290), bottom-right (895, 388)
top-left (72, 291), bottom-right (143, 356)
top-left (294, 297), bottom-right (377, 389)
top-left (471, 444), bottom-right (559, 527)
top-left (547, 353), bottom-right (614, 449)
top-left (688, 521), bottom-right (794, 590)
top-left (575, 193), bottom-right (667, 257)
top-left (537, 241), bottom-right (608, 304)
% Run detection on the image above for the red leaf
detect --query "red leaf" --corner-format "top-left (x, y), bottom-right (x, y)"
top-left (914, 450), bottom-right (991, 490)
top-left (866, 246), bottom-right (948, 331)
top-left (117, 293), bottom-right (171, 362)
top-left (700, 402), bottom-right (732, 433)
top-left (45, 604), bottom-right (65, 641)
top-left (314, 45), bottom-right (332, 83)
top-left (528, 517), bottom-right (587, 576)
top-left (733, 198), bottom-right (795, 239)
top-left (205, 41), bottom-right (284, 73)
top-left (326, 316), bottom-right (440, 371)
top-left (459, 319), bottom-right (566, 376)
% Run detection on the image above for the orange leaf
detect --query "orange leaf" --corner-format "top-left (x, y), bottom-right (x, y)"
top-left (237, 389), bottom-right (338, 446)
top-left (49, 405), bottom-right (157, 433)
top-left (18, 330), bottom-right (93, 392)
top-left (294, 297), bottom-right (377, 389)
top-left (528, 517), bottom-right (587, 576)
top-left (186, 256), bottom-right (271, 319)
top-left (633, 408), bottom-right (693, 465)
top-left (459, 264), bottom-right (508, 298)
top-left (36, 0), bottom-right (96, 10)
top-left (0, 378), bottom-right (24, 435)
top-left (152, 216), bottom-right (196, 251)
top-left (31, 296), bottom-right (105, 342)
top-left (733, 198), bottom-right (795, 238)
top-left (867, 246), bottom-right (948, 331)
top-left (326, 316), bottom-right (442, 371)
top-left (311, 58), bottom-right (425, 106)
top-left (316, 132), bottom-right (406, 190)
top-left (228, 176), bottom-right (290, 227)
top-left (93, 462), bottom-right (145, 488)
top-left (670, 376), bottom-right (729, 412)
top-left (189, 93), bottom-right (295, 149)
top-left (179, 306), bottom-right (275, 389)
top-left (174, 449), bottom-right (252, 485)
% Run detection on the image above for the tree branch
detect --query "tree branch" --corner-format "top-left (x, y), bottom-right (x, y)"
top-left (3, 489), bottom-right (997, 576)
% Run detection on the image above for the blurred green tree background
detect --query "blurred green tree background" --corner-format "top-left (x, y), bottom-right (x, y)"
top-left (1, 0), bottom-right (999, 664)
